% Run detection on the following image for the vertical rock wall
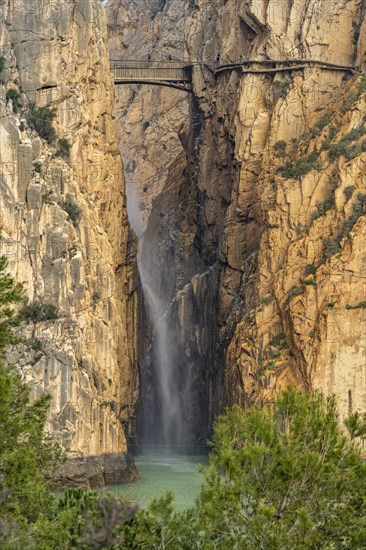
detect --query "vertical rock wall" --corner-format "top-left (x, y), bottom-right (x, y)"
top-left (0, 0), bottom-right (138, 486)
top-left (186, 0), bottom-right (366, 419)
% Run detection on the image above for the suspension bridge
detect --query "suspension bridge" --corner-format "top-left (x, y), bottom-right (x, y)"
top-left (110, 59), bottom-right (355, 92)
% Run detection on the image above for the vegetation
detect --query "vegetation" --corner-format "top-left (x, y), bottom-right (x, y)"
top-left (273, 140), bottom-right (287, 157)
top-left (119, 388), bottom-right (366, 549)
top-left (1, 252), bottom-right (366, 547)
top-left (310, 197), bottom-right (334, 222)
top-left (0, 56), bottom-right (5, 73)
top-left (27, 104), bottom-right (57, 144)
top-left (323, 238), bottom-right (341, 259)
top-left (0, 250), bottom-right (137, 548)
top-left (281, 151), bottom-right (319, 179)
top-left (6, 89), bottom-right (22, 113)
top-left (21, 302), bottom-right (59, 321)
top-left (344, 185), bottom-right (356, 201)
top-left (273, 79), bottom-right (291, 98)
top-left (284, 284), bottom-right (306, 306)
top-left (346, 301), bottom-right (366, 310)
top-left (61, 199), bottom-right (82, 225)
top-left (0, 255), bottom-right (24, 354)
top-left (56, 137), bottom-right (71, 159)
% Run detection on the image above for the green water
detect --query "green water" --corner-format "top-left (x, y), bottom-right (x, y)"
top-left (103, 454), bottom-right (208, 510)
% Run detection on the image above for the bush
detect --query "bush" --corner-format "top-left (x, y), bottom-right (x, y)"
top-left (284, 284), bottom-right (306, 306)
top-left (274, 140), bottom-right (287, 157)
top-left (119, 389), bottom-right (366, 549)
top-left (6, 89), bottom-right (22, 112)
top-left (61, 200), bottom-right (82, 225)
top-left (281, 151), bottom-right (319, 179)
top-left (273, 79), bottom-right (291, 98)
top-left (21, 302), bottom-right (59, 322)
top-left (304, 263), bottom-right (317, 276)
top-left (346, 301), bottom-right (366, 310)
top-left (311, 197), bottom-right (334, 221)
top-left (344, 185), bottom-right (356, 201)
top-left (0, 56), bottom-right (5, 73)
top-left (27, 104), bottom-right (57, 144)
top-left (56, 137), bottom-right (71, 159)
top-left (323, 238), bottom-right (341, 259)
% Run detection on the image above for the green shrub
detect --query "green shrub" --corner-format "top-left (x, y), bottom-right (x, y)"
top-left (273, 79), bottom-right (291, 98)
top-left (343, 185), bottom-right (355, 201)
top-left (56, 137), bottom-right (71, 159)
top-left (323, 238), bottom-right (341, 259)
top-left (305, 278), bottom-right (317, 286)
top-left (0, 56), bottom-right (5, 72)
top-left (340, 193), bottom-right (366, 239)
top-left (269, 333), bottom-right (285, 347)
top-left (281, 151), bottom-right (319, 179)
top-left (284, 284), bottom-right (306, 306)
top-left (346, 301), bottom-right (366, 310)
top-left (27, 104), bottom-right (57, 144)
top-left (274, 140), bottom-right (287, 157)
top-left (61, 200), bottom-right (81, 225)
top-left (311, 197), bottom-right (334, 221)
top-left (310, 114), bottom-right (332, 137)
top-left (304, 264), bottom-right (317, 276)
top-left (21, 302), bottom-right (59, 321)
top-left (6, 89), bottom-right (22, 112)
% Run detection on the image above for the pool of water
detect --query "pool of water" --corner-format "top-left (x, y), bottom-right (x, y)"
top-left (103, 453), bottom-right (208, 510)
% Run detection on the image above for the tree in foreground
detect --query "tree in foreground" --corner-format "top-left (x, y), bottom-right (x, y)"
top-left (120, 388), bottom-right (366, 549)
top-left (0, 253), bottom-right (136, 549)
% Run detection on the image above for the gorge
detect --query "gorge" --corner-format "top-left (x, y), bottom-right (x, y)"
top-left (0, 0), bottom-right (365, 489)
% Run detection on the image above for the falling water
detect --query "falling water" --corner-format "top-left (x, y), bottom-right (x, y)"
top-left (126, 181), bottom-right (185, 449)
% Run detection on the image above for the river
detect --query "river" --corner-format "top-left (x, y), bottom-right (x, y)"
top-left (103, 453), bottom-right (208, 510)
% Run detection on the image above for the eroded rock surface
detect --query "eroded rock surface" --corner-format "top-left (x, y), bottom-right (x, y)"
top-left (0, 0), bottom-right (138, 486)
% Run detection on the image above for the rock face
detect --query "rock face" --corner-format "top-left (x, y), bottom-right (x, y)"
top-left (107, 0), bottom-right (366, 445)
top-left (0, 0), bottom-right (138, 486)
top-left (186, 0), bottom-right (366, 420)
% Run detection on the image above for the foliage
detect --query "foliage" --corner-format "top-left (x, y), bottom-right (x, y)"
top-left (328, 125), bottom-right (366, 161)
top-left (344, 185), bottom-right (356, 201)
top-left (345, 301), bottom-right (366, 310)
top-left (56, 137), bottom-right (71, 159)
top-left (273, 79), bottom-right (291, 98)
top-left (6, 89), bottom-right (22, 113)
top-left (284, 284), bottom-right (306, 306)
top-left (0, 56), bottom-right (5, 73)
top-left (21, 302), bottom-right (59, 322)
top-left (310, 197), bottom-right (334, 221)
top-left (274, 140), bottom-right (287, 157)
top-left (304, 263), bottom-right (317, 277)
top-left (323, 238), bottom-right (341, 259)
top-left (0, 255), bottom-right (24, 355)
top-left (0, 251), bottom-right (137, 548)
top-left (119, 388), bottom-right (366, 549)
top-left (27, 103), bottom-right (57, 144)
top-left (281, 151), bottom-right (319, 179)
top-left (61, 200), bottom-right (82, 225)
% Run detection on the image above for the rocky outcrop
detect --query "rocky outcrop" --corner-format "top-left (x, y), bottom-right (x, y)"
top-left (106, 0), bottom-right (366, 446)
top-left (186, 0), bottom-right (366, 419)
top-left (0, 0), bottom-right (138, 486)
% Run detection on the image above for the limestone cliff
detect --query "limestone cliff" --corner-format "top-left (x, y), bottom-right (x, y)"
top-left (0, 0), bottom-right (138, 486)
top-left (107, 0), bottom-right (366, 446)
top-left (186, 0), bottom-right (366, 420)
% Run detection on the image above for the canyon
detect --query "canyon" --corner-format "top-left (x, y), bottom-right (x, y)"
top-left (0, 0), bottom-right (365, 486)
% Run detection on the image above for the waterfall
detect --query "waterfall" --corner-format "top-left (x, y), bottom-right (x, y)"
top-left (126, 181), bottom-right (184, 450)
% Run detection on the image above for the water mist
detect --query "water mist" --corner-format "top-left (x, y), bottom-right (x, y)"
top-left (126, 181), bottom-right (186, 450)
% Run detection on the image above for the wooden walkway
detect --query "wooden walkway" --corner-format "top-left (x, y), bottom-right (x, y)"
top-left (110, 59), bottom-right (355, 92)
top-left (111, 62), bottom-right (193, 92)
